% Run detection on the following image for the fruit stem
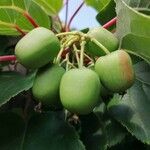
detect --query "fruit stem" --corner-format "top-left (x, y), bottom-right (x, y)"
top-left (56, 34), bottom-right (81, 64)
top-left (65, 109), bottom-right (69, 121)
top-left (73, 44), bottom-right (80, 68)
top-left (60, 57), bottom-right (67, 66)
top-left (68, 62), bottom-right (76, 69)
top-left (103, 17), bottom-right (117, 29)
top-left (91, 38), bottom-right (110, 54)
top-left (84, 52), bottom-right (94, 63)
top-left (64, 35), bottom-right (79, 47)
top-left (60, 53), bottom-right (76, 69)
top-left (0, 55), bottom-right (16, 62)
top-left (87, 63), bottom-right (94, 68)
top-left (80, 40), bottom-right (86, 68)
top-left (62, 36), bottom-right (74, 45)
top-left (66, 1), bottom-right (85, 31)
top-left (60, 36), bottom-right (68, 44)
top-left (56, 46), bottom-right (65, 64)
top-left (56, 31), bottom-right (78, 37)
top-left (66, 53), bottom-right (69, 71)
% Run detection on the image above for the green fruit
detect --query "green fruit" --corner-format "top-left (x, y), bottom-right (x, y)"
top-left (95, 50), bottom-right (135, 92)
top-left (32, 65), bottom-right (65, 107)
top-left (15, 27), bottom-right (60, 69)
top-left (86, 27), bottom-right (119, 56)
top-left (60, 68), bottom-right (101, 114)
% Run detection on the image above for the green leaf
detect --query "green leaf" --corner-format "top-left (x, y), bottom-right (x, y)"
top-left (0, 112), bottom-right (85, 150)
top-left (122, 34), bottom-right (150, 63)
top-left (109, 134), bottom-right (149, 150)
top-left (33, 0), bottom-right (63, 16)
top-left (134, 61), bottom-right (150, 84)
top-left (0, 0), bottom-right (51, 35)
top-left (0, 71), bottom-right (36, 107)
top-left (105, 120), bottom-right (126, 147)
top-left (80, 103), bottom-right (126, 150)
top-left (115, 0), bottom-right (150, 63)
top-left (85, 0), bottom-right (116, 26)
top-left (85, 0), bottom-right (109, 11)
top-left (0, 113), bottom-right (25, 150)
top-left (96, 0), bottom-right (116, 26)
top-left (81, 118), bottom-right (126, 150)
top-left (108, 61), bottom-right (150, 144)
top-left (24, 112), bottom-right (85, 150)
top-left (80, 108), bottom-right (106, 150)
top-left (95, 103), bottom-right (126, 148)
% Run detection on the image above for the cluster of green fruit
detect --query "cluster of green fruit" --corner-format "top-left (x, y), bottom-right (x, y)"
top-left (15, 27), bottom-right (135, 115)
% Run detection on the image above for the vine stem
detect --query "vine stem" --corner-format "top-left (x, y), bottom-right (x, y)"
top-left (0, 55), bottom-right (16, 62)
top-left (64, 0), bottom-right (69, 31)
top-left (66, 1), bottom-right (84, 31)
top-left (91, 38), bottom-right (110, 54)
top-left (103, 17), bottom-right (117, 29)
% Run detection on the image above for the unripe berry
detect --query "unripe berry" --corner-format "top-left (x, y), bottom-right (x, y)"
top-left (32, 65), bottom-right (65, 107)
top-left (15, 27), bottom-right (60, 69)
top-left (60, 68), bottom-right (101, 114)
top-left (86, 27), bottom-right (119, 56)
top-left (95, 50), bottom-right (135, 92)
